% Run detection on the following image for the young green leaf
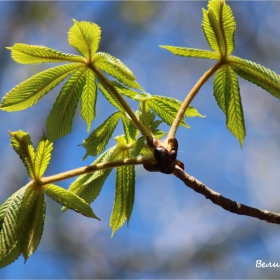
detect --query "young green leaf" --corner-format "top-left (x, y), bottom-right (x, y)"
top-left (228, 56), bottom-right (280, 100)
top-left (98, 82), bottom-right (124, 112)
top-left (111, 81), bottom-right (140, 99)
top-left (202, 0), bottom-right (235, 57)
top-left (82, 111), bottom-right (123, 158)
top-left (7, 43), bottom-right (85, 64)
top-left (138, 107), bottom-right (155, 125)
top-left (63, 146), bottom-right (119, 211)
top-left (43, 184), bottom-right (99, 219)
top-left (146, 96), bottom-right (204, 128)
top-left (18, 187), bottom-right (46, 262)
top-left (214, 67), bottom-right (228, 114)
top-left (93, 52), bottom-right (141, 89)
top-left (68, 19), bottom-right (101, 61)
top-left (0, 240), bottom-right (21, 268)
top-left (34, 133), bottom-right (53, 179)
top-left (159, 46), bottom-right (219, 60)
top-left (149, 119), bottom-right (163, 131)
top-left (0, 187), bottom-right (26, 268)
top-left (0, 63), bottom-right (83, 112)
top-left (131, 136), bottom-right (145, 157)
top-left (46, 68), bottom-right (87, 141)
top-left (80, 69), bottom-right (97, 132)
top-left (202, 7), bottom-right (219, 54)
top-left (9, 130), bottom-right (36, 179)
top-left (214, 66), bottom-right (245, 146)
top-left (121, 115), bottom-right (138, 144)
top-left (110, 152), bottom-right (135, 236)
top-left (153, 129), bottom-right (167, 140)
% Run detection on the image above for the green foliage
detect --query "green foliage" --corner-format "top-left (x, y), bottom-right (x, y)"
top-left (9, 130), bottom-right (53, 180)
top-left (0, 185), bottom-right (46, 267)
top-left (43, 184), bottom-right (99, 219)
top-left (160, 0), bottom-right (280, 145)
top-left (46, 69), bottom-right (87, 140)
top-left (34, 133), bottom-right (54, 178)
top-left (146, 96), bottom-right (204, 128)
top-left (228, 56), bottom-right (280, 100)
top-left (18, 186), bottom-right (45, 262)
top-left (68, 19), bottom-right (101, 60)
top-left (93, 52), bottom-right (141, 89)
top-left (2, 0), bottom-right (280, 268)
top-left (98, 82), bottom-right (124, 111)
top-left (82, 111), bottom-right (123, 158)
top-left (0, 187), bottom-right (26, 267)
top-left (80, 69), bottom-right (98, 132)
top-left (110, 158), bottom-right (135, 236)
top-left (9, 130), bottom-right (36, 179)
top-left (0, 131), bottom-right (98, 267)
top-left (0, 178), bottom-right (99, 267)
top-left (121, 114), bottom-right (138, 143)
top-left (7, 43), bottom-right (85, 64)
top-left (214, 66), bottom-right (245, 146)
top-left (1, 64), bottom-right (83, 112)
top-left (1, 19), bottom-right (141, 140)
top-left (64, 146), bottom-right (119, 208)
top-left (202, 0), bottom-right (235, 57)
top-left (159, 47), bottom-right (219, 60)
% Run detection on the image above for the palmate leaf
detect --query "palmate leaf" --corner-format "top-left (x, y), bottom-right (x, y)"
top-left (228, 56), bottom-right (280, 100)
top-left (46, 68), bottom-right (87, 141)
top-left (146, 95), bottom-right (204, 128)
top-left (43, 184), bottom-right (99, 219)
top-left (34, 133), bottom-right (53, 178)
top-left (0, 63), bottom-right (83, 112)
top-left (0, 187), bottom-right (26, 268)
top-left (159, 46), bottom-right (219, 60)
top-left (7, 43), bottom-right (85, 64)
top-left (63, 146), bottom-right (119, 210)
top-left (80, 69), bottom-right (97, 132)
top-left (202, 0), bottom-right (236, 57)
top-left (17, 186), bottom-right (45, 262)
top-left (68, 19), bottom-right (101, 61)
top-left (110, 151), bottom-right (135, 236)
top-left (82, 111), bottom-right (123, 158)
top-left (9, 130), bottom-right (36, 179)
top-left (214, 66), bottom-right (245, 146)
top-left (93, 52), bottom-right (141, 89)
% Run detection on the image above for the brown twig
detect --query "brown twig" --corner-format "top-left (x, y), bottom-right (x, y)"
top-left (173, 165), bottom-right (280, 225)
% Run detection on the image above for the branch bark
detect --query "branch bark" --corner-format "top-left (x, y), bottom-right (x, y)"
top-left (173, 165), bottom-right (280, 225)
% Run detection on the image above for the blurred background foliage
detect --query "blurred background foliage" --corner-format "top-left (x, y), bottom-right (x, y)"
top-left (1, 1), bottom-right (280, 279)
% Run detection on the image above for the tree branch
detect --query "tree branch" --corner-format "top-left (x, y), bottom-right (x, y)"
top-left (38, 155), bottom-right (153, 185)
top-left (89, 63), bottom-right (152, 139)
top-left (173, 165), bottom-right (280, 225)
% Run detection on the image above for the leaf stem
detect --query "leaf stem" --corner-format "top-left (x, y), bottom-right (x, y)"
top-left (89, 63), bottom-right (151, 139)
top-left (38, 155), bottom-right (153, 185)
top-left (167, 60), bottom-right (224, 139)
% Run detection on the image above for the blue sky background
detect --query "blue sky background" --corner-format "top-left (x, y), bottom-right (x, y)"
top-left (1, 1), bottom-right (280, 279)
